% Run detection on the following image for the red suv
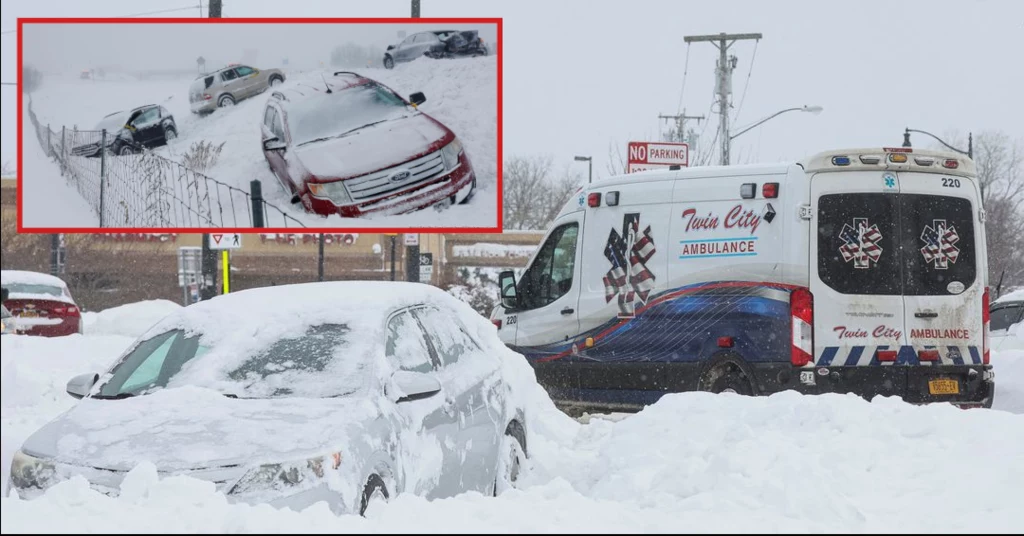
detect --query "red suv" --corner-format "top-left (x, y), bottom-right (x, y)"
top-left (1, 271), bottom-right (83, 337)
top-left (260, 71), bottom-right (476, 218)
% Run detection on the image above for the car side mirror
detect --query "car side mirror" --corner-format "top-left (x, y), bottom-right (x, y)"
top-left (409, 92), bottom-right (426, 106)
top-left (387, 44), bottom-right (395, 51)
top-left (263, 137), bottom-right (286, 151)
top-left (389, 370), bottom-right (441, 403)
top-left (499, 270), bottom-right (518, 310)
top-left (66, 372), bottom-right (99, 400)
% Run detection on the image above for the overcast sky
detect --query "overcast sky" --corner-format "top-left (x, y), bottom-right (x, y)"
top-left (3, 0), bottom-right (1023, 178)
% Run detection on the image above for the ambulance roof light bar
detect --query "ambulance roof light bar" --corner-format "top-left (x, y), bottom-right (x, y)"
top-left (801, 147), bottom-right (976, 176)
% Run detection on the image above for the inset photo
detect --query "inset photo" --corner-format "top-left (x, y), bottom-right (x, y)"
top-left (16, 17), bottom-right (501, 232)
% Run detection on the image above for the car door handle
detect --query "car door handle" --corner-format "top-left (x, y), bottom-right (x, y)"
top-left (561, 307), bottom-right (575, 315)
top-left (915, 311), bottom-right (939, 319)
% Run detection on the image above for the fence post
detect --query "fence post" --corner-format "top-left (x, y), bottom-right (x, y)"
top-left (99, 129), bottom-right (107, 227)
top-left (250, 179), bottom-right (265, 228)
top-left (60, 126), bottom-right (66, 176)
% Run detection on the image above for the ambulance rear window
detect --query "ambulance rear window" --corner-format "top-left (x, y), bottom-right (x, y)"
top-left (898, 194), bottom-right (976, 296)
top-left (817, 193), bottom-right (902, 295)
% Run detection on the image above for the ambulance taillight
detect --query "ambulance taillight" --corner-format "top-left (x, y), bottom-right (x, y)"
top-left (790, 288), bottom-right (814, 367)
top-left (983, 287), bottom-right (990, 365)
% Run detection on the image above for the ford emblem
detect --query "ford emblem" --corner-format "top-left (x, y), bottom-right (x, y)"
top-left (389, 170), bottom-right (411, 183)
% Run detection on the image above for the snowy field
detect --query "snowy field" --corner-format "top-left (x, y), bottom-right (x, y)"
top-left (2, 300), bottom-right (1023, 532)
top-left (22, 56), bottom-right (498, 229)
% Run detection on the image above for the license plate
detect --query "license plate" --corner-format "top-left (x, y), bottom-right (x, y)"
top-left (928, 378), bottom-right (960, 395)
top-left (18, 311), bottom-right (39, 318)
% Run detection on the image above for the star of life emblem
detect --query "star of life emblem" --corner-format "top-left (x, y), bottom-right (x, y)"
top-left (603, 213), bottom-right (656, 318)
top-left (920, 219), bottom-right (960, 270)
top-left (839, 217), bottom-right (883, 269)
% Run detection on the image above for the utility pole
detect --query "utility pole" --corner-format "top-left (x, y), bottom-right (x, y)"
top-left (411, 0), bottom-right (420, 17)
top-left (659, 110), bottom-right (705, 145)
top-left (684, 32), bottom-right (762, 166)
top-left (317, 233), bottom-right (325, 282)
top-left (200, 0), bottom-right (222, 300)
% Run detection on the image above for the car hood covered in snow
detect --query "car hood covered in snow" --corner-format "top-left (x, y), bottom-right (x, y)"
top-left (294, 113), bottom-right (452, 180)
top-left (21, 386), bottom-right (382, 471)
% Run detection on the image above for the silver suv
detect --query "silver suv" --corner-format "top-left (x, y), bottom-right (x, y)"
top-left (189, 64), bottom-right (285, 114)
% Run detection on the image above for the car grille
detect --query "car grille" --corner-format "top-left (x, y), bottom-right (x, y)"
top-left (343, 151), bottom-right (446, 202)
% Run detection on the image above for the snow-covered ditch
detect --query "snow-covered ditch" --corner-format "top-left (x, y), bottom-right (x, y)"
top-left (2, 300), bottom-right (1023, 532)
top-left (23, 55), bottom-right (498, 229)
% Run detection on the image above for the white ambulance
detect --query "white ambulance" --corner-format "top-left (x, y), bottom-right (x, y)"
top-left (491, 147), bottom-right (995, 412)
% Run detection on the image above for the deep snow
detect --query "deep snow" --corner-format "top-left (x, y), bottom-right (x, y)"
top-left (22, 56), bottom-right (498, 229)
top-left (2, 299), bottom-right (1023, 533)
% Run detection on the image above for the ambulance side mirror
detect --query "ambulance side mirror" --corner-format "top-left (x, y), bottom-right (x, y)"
top-left (499, 270), bottom-right (518, 310)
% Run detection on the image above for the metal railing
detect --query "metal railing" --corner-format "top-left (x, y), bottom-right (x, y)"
top-left (27, 100), bottom-right (305, 229)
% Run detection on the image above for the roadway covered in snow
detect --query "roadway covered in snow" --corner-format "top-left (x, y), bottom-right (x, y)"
top-left (2, 300), bottom-right (1022, 532)
top-left (22, 56), bottom-right (498, 229)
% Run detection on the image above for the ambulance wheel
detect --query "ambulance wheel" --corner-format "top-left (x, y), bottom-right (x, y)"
top-left (705, 364), bottom-right (754, 395)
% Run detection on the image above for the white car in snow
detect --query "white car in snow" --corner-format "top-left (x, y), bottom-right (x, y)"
top-left (6, 282), bottom-right (529, 516)
top-left (991, 289), bottom-right (1023, 352)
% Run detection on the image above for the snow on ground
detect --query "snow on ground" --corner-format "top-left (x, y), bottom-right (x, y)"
top-left (81, 299), bottom-right (182, 338)
top-left (19, 101), bottom-right (99, 227)
top-left (22, 56), bottom-right (498, 229)
top-left (2, 294), bottom-right (1023, 532)
top-left (452, 243), bottom-right (536, 258)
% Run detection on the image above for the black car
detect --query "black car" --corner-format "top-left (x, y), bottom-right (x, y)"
top-left (384, 30), bottom-right (488, 69)
top-left (71, 104), bottom-right (178, 157)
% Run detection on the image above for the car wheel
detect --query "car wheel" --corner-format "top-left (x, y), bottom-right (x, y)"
top-left (458, 177), bottom-right (477, 205)
top-left (359, 474), bottom-right (389, 516)
top-left (384, 55), bottom-right (394, 70)
top-left (164, 127), bottom-right (177, 142)
top-left (706, 364), bottom-right (754, 395)
top-left (118, 144), bottom-right (135, 156)
top-left (218, 95), bottom-right (235, 108)
top-left (269, 76), bottom-right (283, 87)
top-left (493, 426), bottom-right (526, 496)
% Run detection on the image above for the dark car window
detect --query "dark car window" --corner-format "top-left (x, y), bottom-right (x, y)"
top-left (412, 307), bottom-right (481, 367)
top-left (235, 66), bottom-right (255, 76)
top-left (991, 304), bottom-right (1023, 332)
top-left (271, 108), bottom-right (285, 139)
top-left (132, 107), bottom-right (160, 126)
top-left (221, 69), bottom-right (238, 81)
top-left (386, 311), bottom-right (435, 372)
top-left (817, 193), bottom-right (902, 295)
top-left (899, 194), bottom-right (976, 296)
top-left (518, 223), bottom-right (579, 310)
top-left (204, 76), bottom-right (214, 89)
top-left (263, 107), bottom-right (277, 130)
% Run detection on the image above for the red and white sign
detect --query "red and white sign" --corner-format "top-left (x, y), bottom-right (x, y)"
top-left (209, 233), bottom-right (242, 250)
top-left (627, 141), bottom-right (689, 174)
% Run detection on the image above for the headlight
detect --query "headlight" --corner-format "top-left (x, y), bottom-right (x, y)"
top-left (308, 181), bottom-right (352, 205)
top-left (227, 456), bottom-right (328, 496)
top-left (441, 137), bottom-right (464, 170)
top-left (9, 450), bottom-right (58, 493)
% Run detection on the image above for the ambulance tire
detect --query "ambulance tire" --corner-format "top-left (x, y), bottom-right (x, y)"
top-left (701, 359), bottom-right (755, 396)
top-left (710, 371), bottom-right (754, 396)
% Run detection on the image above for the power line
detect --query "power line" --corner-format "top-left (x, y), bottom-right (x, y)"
top-left (674, 43), bottom-right (692, 114)
top-left (731, 38), bottom-right (759, 126)
top-left (0, 4), bottom-right (203, 35)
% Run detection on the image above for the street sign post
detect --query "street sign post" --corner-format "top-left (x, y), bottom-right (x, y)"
top-left (419, 253), bottom-right (434, 284)
top-left (627, 141), bottom-right (689, 173)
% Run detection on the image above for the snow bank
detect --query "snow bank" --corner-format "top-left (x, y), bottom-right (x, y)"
top-left (81, 300), bottom-right (181, 338)
top-left (993, 349), bottom-right (1024, 414)
top-left (452, 243), bottom-right (537, 258)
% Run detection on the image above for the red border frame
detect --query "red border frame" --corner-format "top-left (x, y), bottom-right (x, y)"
top-left (15, 17), bottom-right (503, 234)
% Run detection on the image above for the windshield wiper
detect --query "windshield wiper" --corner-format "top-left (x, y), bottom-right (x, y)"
top-left (296, 117), bottom-right (406, 147)
top-left (92, 392), bottom-right (137, 400)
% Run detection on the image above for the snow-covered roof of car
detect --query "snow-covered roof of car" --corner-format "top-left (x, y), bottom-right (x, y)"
top-left (994, 289), bottom-right (1024, 304)
top-left (140, 281), bottom-right (472, 347)
top-left (0, 270), bottom-right (69, 288)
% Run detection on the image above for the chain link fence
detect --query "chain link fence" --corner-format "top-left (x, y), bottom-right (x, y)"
top-left (26, 100), bottom-right (305, 229)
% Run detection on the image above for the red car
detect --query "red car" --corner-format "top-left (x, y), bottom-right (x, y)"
top-left (260, 71), bottom-right (477, 218)
top-left (1, 270), bottom-right (83, 337)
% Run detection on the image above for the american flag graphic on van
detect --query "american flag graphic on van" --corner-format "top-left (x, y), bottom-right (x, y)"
top-left (920, 219), bottom-right (960, 270)
top-left (839, 217), bottom-right (883, 269)
top-left (604, 213), bottom-right (656, 318)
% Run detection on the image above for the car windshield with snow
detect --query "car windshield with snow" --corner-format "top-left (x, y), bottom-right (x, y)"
top-left (260, 72), bottom-right (477, 218)
top-left (6, 282), bottom-right (528, 516)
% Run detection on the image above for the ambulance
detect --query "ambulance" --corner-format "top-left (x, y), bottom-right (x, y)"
top-left (490, 147), bottom-right (995, 412)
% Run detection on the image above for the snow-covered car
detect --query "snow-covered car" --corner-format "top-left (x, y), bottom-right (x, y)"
top-left (6, 282), bottom-right (528, 516)
top-left (0, 303), bottom-right (17, 335)
top-left (0, 270), bottom-right (82, 337)
top-left (70, 105), bottom-right (178, 157)
top-left (991, 289), bottom-right (1023, 352)
top-left (189, 64), bottom-right (286, 114)
top-left (384, 30), bottom-right (488, 69)
top-left (261, 71), bottom-right (476, 218)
